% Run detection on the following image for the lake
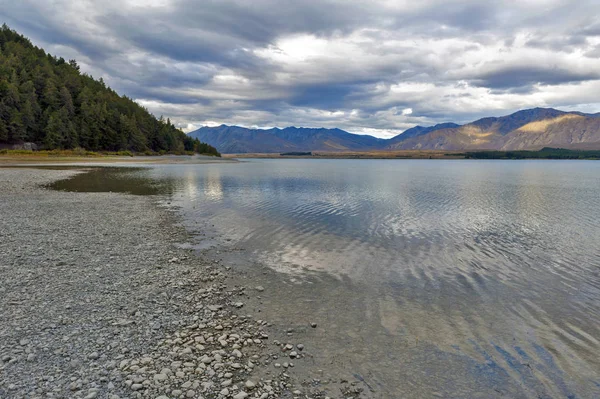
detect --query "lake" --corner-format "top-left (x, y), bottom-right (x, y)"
top-left (65, 159), bottom-right (600, 398)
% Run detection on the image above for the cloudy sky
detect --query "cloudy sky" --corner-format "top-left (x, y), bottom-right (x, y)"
top-left (3, 0), bottom-right (600, 138)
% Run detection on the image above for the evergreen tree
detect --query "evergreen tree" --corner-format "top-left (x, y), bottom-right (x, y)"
top-left (44, 111), bottom-right (62, 148)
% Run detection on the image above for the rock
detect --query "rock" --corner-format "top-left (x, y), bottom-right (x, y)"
top-left (131, 383), bottom-right (144, 391)
top-left (234, 302), bottom-right (244, 308)
top-left (311, 322), bottom-right (318, 328)
top-left (220, 388), bottom-right (230, 396)
top-left (200, 355), bottom-right (213, 364)
top-left (245, 380), bottom-right (256, 389)
top-left (255, 286), bottom-right (265, 292)
top-left (297, 344), bottom-right (304, 351)
top-left (185, 390), bottom-right (195, 397)
top-left (19, 338), bottom-right (30, 346)
top-left (289, 351), bottom-right (298, 358)
top-left (233, 391), bottom-right (249, 399)
top-left (153, 373), bottom-right (168, 381)
top-left (140, 356), bottom-right (153, 364)
top-left (88, 352), bottom-right (99, 360)
top-left (11, 142), bottom-right (38, 151)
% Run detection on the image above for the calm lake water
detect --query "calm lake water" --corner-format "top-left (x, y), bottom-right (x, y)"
top-left (55, 159), bottom-right (600, 398)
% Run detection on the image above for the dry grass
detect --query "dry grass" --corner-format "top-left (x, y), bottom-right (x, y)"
top-left (0, 148), bottom-right (101, 157)
top-left (517, 114), bottom-right (584, 133)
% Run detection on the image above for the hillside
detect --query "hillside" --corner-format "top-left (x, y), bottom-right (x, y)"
top-left (190, 108), bottom-right (600, 153)
top-left (386, 123), bottom-right (460, 148)
top-left (390, 108), bottom-right (600, 151)
top-left (0, 25), bottom-right (219, 155)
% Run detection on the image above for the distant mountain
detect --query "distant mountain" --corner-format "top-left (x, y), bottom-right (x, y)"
top-left (387, 123), bottom-right (460, 148)
top-left (188, 108), bottom-right (600, 153)
top-left (392, 108), bottom-right (600, 151)
top-left (189, 125), bottom-right (386, 153)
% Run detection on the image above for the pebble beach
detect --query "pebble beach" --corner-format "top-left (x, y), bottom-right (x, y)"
top-left (0, 168), bottom-right (363, 399)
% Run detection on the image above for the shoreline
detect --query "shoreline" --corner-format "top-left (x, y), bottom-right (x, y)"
top-left (0, 167), bottom-right (359, 399)
top-left (222, 150), bottom-right (462, 159)
top-left (0, 154), bottom-right (237, 166)
top-left (223, 148), bottom-right (600, 160)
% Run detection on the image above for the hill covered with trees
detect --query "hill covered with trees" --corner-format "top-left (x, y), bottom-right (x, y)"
top-left (0, 25), bottom-right (219, 156)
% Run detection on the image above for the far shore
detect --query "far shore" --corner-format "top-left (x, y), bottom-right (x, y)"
top-left (224, 150), bottom-right (465, 159)
top-left (224, 148), bottom-right (600, 160)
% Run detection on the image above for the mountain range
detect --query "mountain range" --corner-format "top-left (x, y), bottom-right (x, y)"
top-left (188, 108), bottom-right (600, 153)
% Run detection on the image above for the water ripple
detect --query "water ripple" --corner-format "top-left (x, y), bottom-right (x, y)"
top-left (152, 159), bottom-right (600, 398)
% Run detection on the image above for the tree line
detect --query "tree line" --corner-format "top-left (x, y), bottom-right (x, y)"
top-left (464, 148), bottom-right (600, 159)
top-left (0, 25), bottom-right (220, 156)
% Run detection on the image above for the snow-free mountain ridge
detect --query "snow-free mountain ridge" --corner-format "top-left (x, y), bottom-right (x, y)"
top-left (188, 108), bottom-right (600, 153)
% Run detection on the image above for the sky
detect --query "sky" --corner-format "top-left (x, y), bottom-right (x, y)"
top-left (2, 0), bottom-right (600, 138)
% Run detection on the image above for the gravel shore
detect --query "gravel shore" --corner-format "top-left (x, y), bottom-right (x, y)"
top-left (0, 168), bottom-right (356, 399)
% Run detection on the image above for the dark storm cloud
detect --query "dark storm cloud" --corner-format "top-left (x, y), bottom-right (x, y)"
top-left (472, 66), bottom-right (600, 89)
top-left (1, 5), bottom-right (117, 60)
top-left (3, 0), bottom-right (600, 137)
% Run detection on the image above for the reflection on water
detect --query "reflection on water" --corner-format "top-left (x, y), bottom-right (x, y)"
top-left (54, 160), bottom-right (600, 398)
top-left (48, 167), bottom-right (177, 196)
top-left (204, 169), bottom-right (224, 200)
